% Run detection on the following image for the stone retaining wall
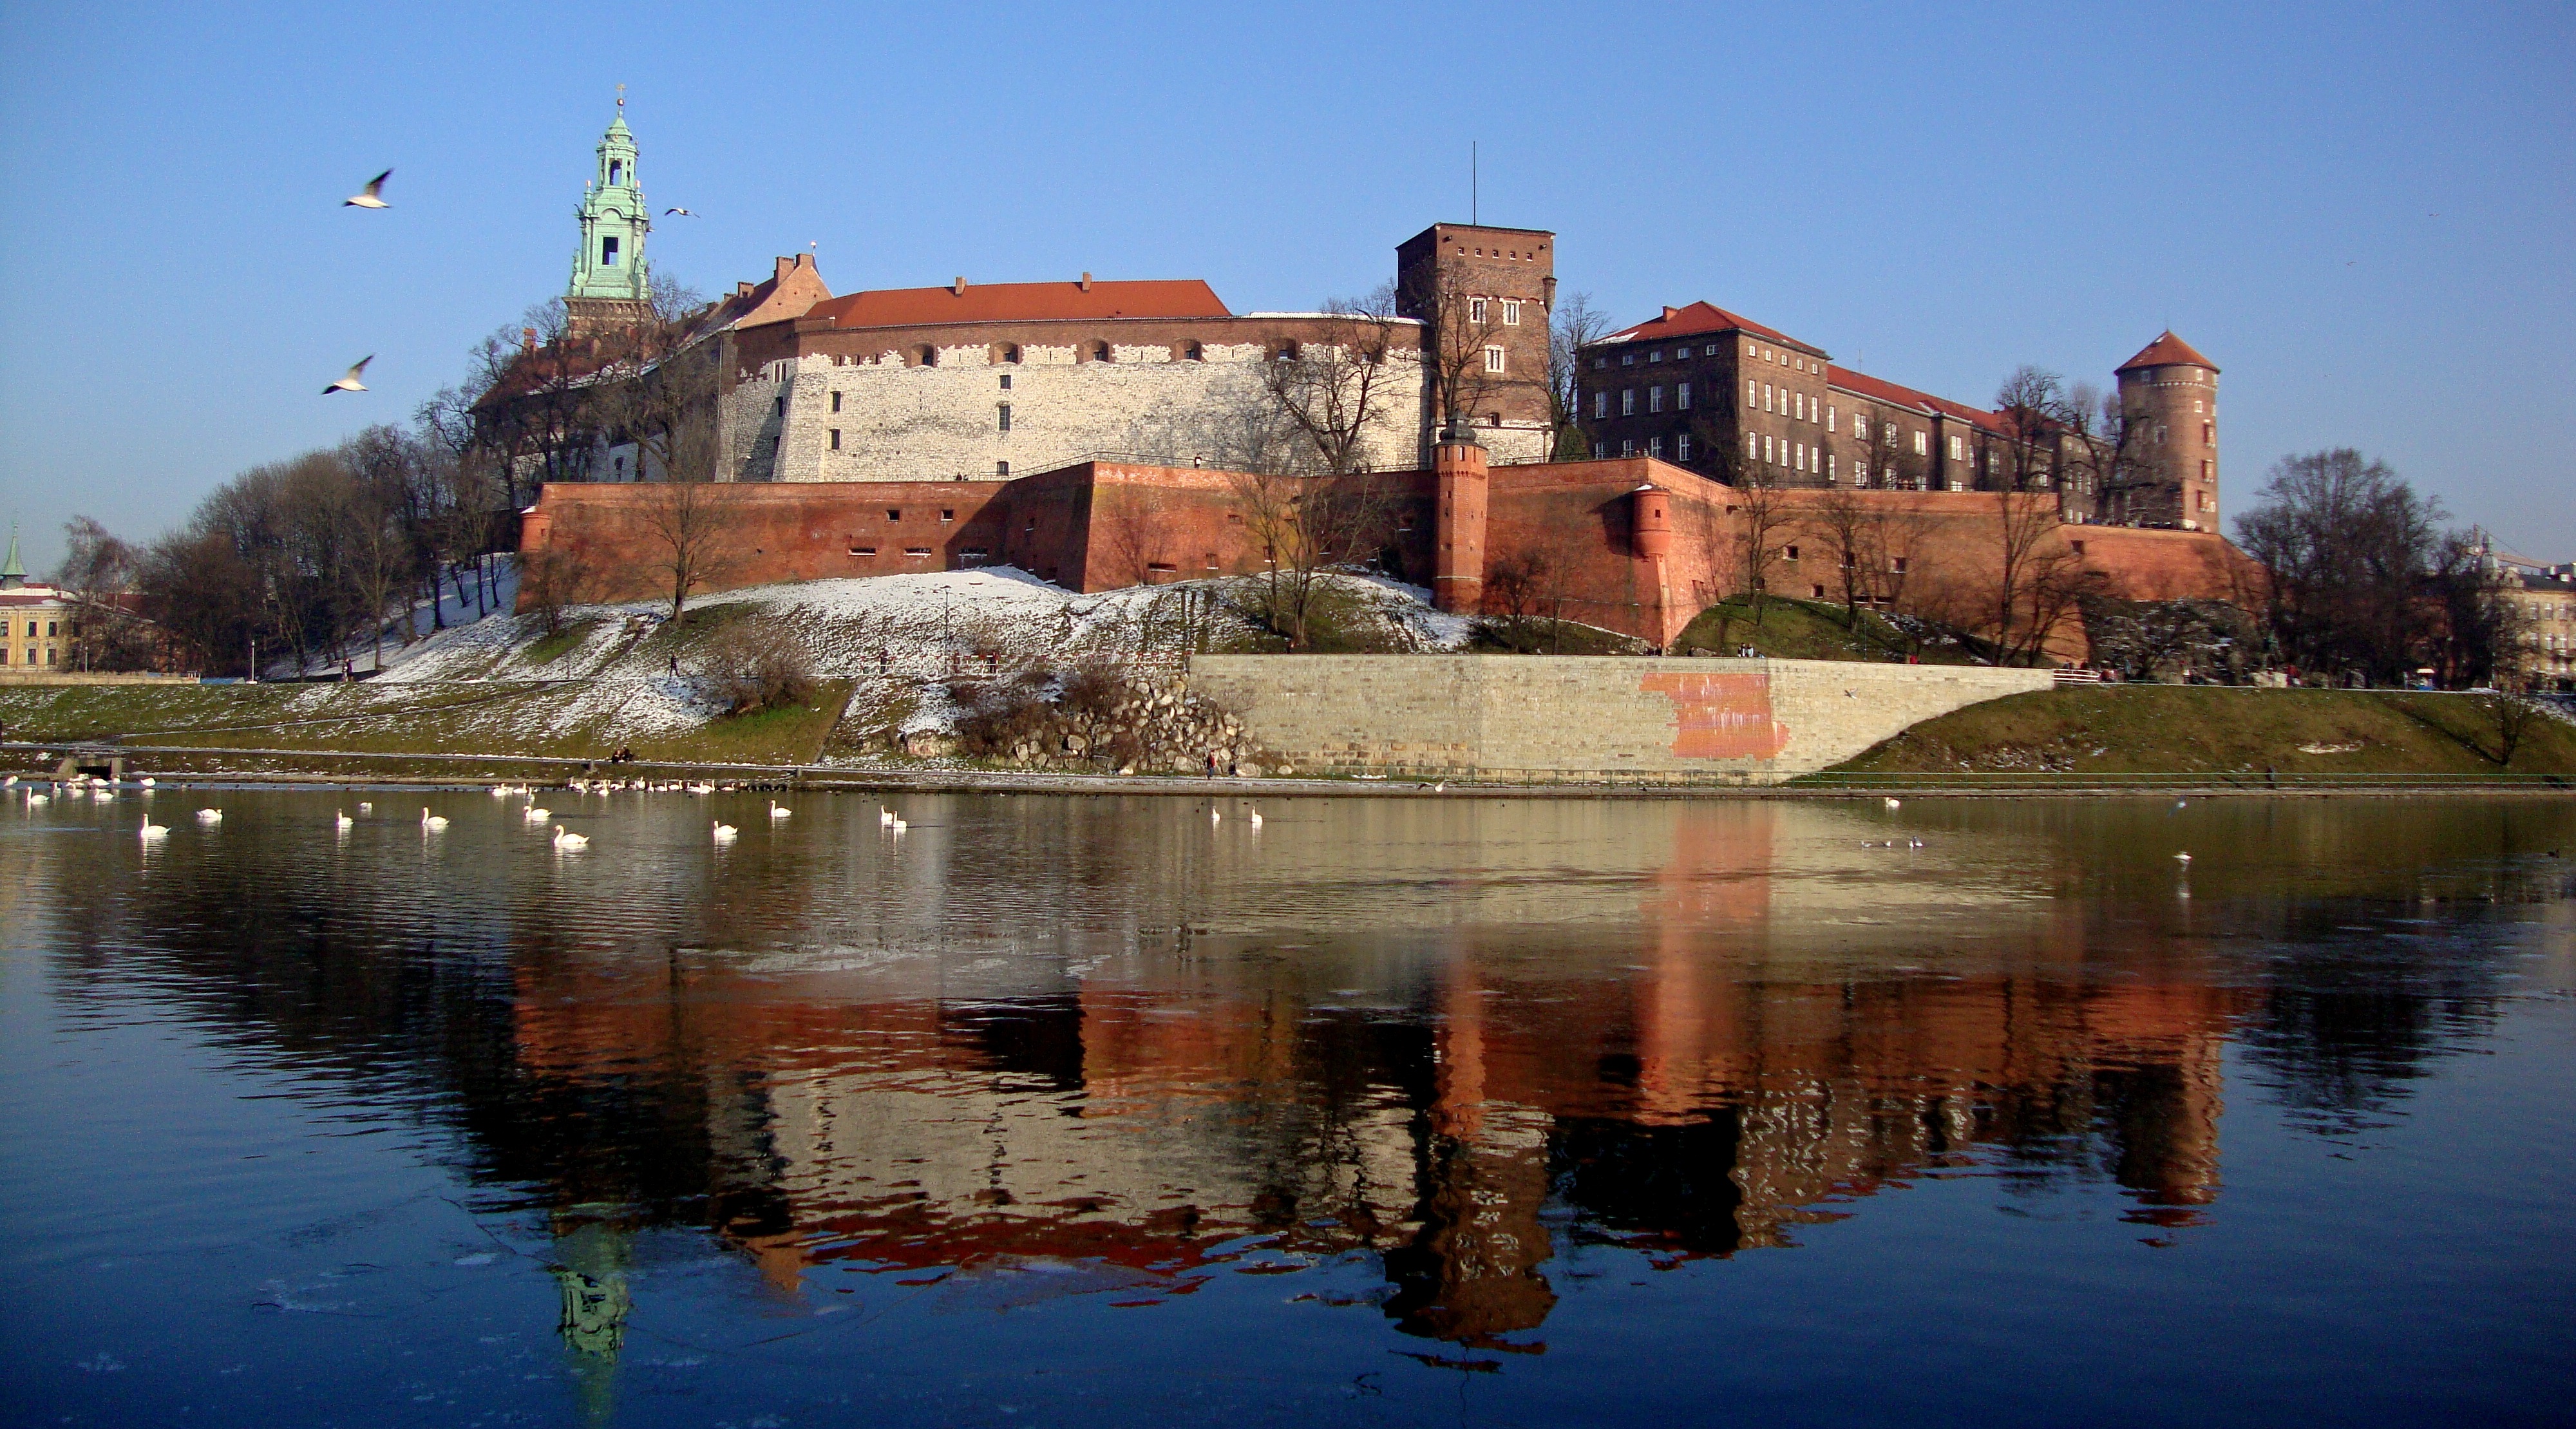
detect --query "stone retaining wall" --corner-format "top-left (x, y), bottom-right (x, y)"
top-left (1186, 655), bottom-right (2054, 784)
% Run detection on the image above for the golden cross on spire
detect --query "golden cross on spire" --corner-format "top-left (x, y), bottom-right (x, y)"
top-left (616, 82), bottom-right (625, 110)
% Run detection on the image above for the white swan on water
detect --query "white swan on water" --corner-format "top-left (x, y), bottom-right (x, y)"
top-left (879, 806), bottom-right (895, 828)
top-left (335, 809), bottom-right (353, 830)
top-left (524, 806), bottom-right (551, 823)
top-left (770, 800), bottom-right (791, 821)
top-left (1248, 806), bottom-right (1263, 828)
top-left (552, 825), bottom-right (589, 849)
top-left (139, 820), bottom-right (168, 840)
top-left (712, 820), bottom-right (737, 841)
top-left (195, 808), bottom-right (222, 824)
top-left (421, 808), bottom-right (448, 830)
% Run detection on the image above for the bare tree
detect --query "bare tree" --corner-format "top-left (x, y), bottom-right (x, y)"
top-left (1258, 286), bottom-right (1408, 476)
top-left (519, 546), bottom-right (598, 636)
top-left (2234, 450), bottom-right (2447, 686)
top-left (636, 478), bottom-right (739, 621)
top-left (1546, 292), bottom-right (1613, 460)
top-left (1799, 486), bottom-right (1879, 629)
top-left (1993, 366), bottom-right (2075, 495)
top-left (1987, 488), bottom-right (2091, 666)
top-left (1224, 466), bottom-right (1391, 648)
top-left (51, 516), bottom-right (153, 671)
top-left (1090, 482), bottom-right (1170, 588)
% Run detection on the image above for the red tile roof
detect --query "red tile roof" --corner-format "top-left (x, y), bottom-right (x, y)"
top-left (802, 279), bottom-right (1231, 330)
top-left (1602, 300), bottom-right (1816, 352)
top-left (2116, 331), bottom-right (2217, 374)
top-left (1826, 365), bottom-right (2016, 436)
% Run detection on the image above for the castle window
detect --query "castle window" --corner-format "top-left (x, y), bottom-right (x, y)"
top-left (1483, 346), bottom-right (1506, 373)
top-left (1854, 414), bottom-right (1868, 440)
top-left (1826, 453), bottom-right (1836, 480)
top-left (828, 429), bottom-right (841, 451)
top-left (1747, 379), bottom-right (1758, 405)
top-left (1764, 383), bottom-right (1774, 413)
top-left (999, 374), bottom-right (1012, 390)
top-left (1621, 388), bottom-right (1635, 417)
top-left (1593, 440), bottom-right (1608, 459)
top-left (1826, 405), bottom-right (1835, 431)
top-left (1649, 349), bottom-right (1662, 363)
top-left (904, 547), bottom-right (932, 558)
top-left (1678, 381), bottom-right (1691, 410)
top-left (830, 390), bottom-right (842, 412)
top-left (601, 236), bottom-right (620, 267)
top-left (1786, 545), bottom-right (1801, 562)
top-left (2070, 540), bottom-right (2087, 556)
top-left (1092, 341), bottom-right (1115, 362)
top-left (1745, 432), bottom-right (1757, 459)
top-left (1949, 435), bottom-right (1964, 460)
top-left (998, 403), bottom-right (1011, 432)
top-left (914, 345), bottom-right (938, 366)
top-left (887, 509), bottom-right (902, 521)
top-left (1271, 341), bottom-right (1295, 362)
top-left (1891, 556), bottom-right (1909, 574)
top-left (1913, 431), bottom-right (1929, 456)
top-left (1747, 342), bottom-right (1757, 355)
top-left (997, 461), bottom-right (1010, 477)
top-left (608, 160), bottom-right (621, 185)
top-left (1676, 431), bottom-right (1692, 461)
top-left (1593, 390), bottom-right (1607, 419)
top-left (1502, 300), bottom-right (1522, 325)
top-left (1184, 341), bottom-right (1204, 361)
top-left (1468, 298), bottom-right (1488, 323)
top-left (1001, 344), bottom-right (1022, 363)
top-left (1649, 435), bottom-right (1663, 458)
top-left (1593, 356), bottom-right (1607, 370)
top-left (1705, 344), bottom-right (1720, 356)
top-left (1622, 352), bottom-right (1635, 366)
top-left (1649, 386), bottom-right (1665, 413)
top-left (2202, 422), bottom-right (2213, 443)
top-left (849, 546), bottom-right (876, 558)
top-left (941, 509), bottom-right (955, 522)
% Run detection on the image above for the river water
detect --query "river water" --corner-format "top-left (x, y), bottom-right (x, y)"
top-left (4, 788), bottom-right (2571, 1426)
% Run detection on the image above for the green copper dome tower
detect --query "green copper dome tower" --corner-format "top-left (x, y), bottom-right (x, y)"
top-left (565, 87), bottom-right (652, 334)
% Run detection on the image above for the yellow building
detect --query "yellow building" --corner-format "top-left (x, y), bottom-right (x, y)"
top-left (2503, 558), bottom-right (2576, 692)
top-left (0, 531), bottom-right (70, 672)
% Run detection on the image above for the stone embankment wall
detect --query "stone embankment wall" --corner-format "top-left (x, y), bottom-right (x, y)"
top-left (1186, 655), bottom-right (2054, 784)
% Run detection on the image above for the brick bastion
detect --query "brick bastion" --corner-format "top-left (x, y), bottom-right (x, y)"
top-left (1186, 655), bottom-right (2056, 785)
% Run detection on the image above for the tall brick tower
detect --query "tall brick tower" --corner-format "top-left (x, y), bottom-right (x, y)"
top-left (2113, 332), bottom-right (2220, 529)
top-left (1396, 224), bottom-right (1557, 464)
top-left (565, 90), bottom-right (653, 336)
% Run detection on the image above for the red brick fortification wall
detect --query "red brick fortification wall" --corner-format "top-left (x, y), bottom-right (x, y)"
top-left (517, 480), bottom-right (1012, 608)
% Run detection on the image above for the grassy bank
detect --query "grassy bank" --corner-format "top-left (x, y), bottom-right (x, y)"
top-left (1821, 686), bottom-right (2576, 780)
top-left (0, 677), bottom-right (855, 768)
top-left (1674, 597), bottom-right (1981, 664)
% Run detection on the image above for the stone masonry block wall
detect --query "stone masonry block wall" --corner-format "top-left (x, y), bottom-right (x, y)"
top-left (1186, 655), bottom-right (2054, 784)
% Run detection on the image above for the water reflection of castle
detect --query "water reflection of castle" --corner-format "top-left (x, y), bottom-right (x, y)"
top-left (60, 793), bottom-right (2557, 1359)
top-left (509, 947), bottom-right (2245, 1351)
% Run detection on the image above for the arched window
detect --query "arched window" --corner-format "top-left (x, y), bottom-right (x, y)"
top-left (1274, 341), bottom-right (1299, 362)
top-left (1182, 341), bottom-right (1204, 361)
top-left (990, 343), bottom-right (1021, 364)
top-left (915, 345), bottom-right (938, 367)
top-left (1088, 341), bottom-right (1113, 363)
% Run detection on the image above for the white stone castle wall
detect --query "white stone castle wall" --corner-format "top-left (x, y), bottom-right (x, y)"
top-left (723, 336), bottom-right (1463, 483)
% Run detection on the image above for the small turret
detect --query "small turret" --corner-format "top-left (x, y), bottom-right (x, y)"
top-left (1432, 421), bottom-right (1490, 614)
top-left (1631, 484), bottom-right (1672, 560)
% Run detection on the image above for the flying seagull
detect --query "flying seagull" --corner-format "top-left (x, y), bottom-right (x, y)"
top-left (664, 207), bottom-right (696, 216)
top-left (323, 356), bottom-right (372, 395)
top-left (344, 169), bottom-right (392, 209)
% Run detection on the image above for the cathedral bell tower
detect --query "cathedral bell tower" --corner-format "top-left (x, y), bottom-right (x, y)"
top-left (565, 88), bottom-right (652, 336)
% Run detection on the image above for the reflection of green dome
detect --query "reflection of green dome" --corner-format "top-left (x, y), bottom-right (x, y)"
top-left (554, 1265), bottom-right (631, 1358)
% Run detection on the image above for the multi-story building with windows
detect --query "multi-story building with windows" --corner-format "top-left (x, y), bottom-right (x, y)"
top-left (1576, 303), bottom-right (2221, 531)
top-left (0, 532), bottom-right (69, 672)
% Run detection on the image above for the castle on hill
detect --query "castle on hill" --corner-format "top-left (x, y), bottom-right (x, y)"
top-left (509, 106), bottom-right (2249, 657)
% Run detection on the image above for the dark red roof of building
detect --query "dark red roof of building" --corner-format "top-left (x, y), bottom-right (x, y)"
top-left (802, 279), bottom-right (1231, 330)
top-left (1826, 365), bottom-right (2016, 435)
top-left (1603, 300), bottom-right (1819, 353)
top-left (2116, 331), bottom-right (2217, 374)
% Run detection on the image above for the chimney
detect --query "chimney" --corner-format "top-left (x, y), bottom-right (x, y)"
top-left (774, 256), bottom-right (797, 283)
top-left (1662, 306), bottom-right (1679, 321)
top-left (1079, 272), bottom-right (1092, 292)
top-left (522, 326), bottom-right (537, 352)
top-left (953, 276), bottom-right (969, 296)
top-left (734, 281), bottom-right (755, 299)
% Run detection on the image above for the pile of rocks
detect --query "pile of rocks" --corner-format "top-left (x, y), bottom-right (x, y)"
top-left (923, 672), bottom-right (1274, 776)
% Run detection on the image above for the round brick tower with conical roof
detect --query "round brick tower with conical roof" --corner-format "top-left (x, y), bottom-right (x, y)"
top-left (2113, 332), bottom-right (2220, 529)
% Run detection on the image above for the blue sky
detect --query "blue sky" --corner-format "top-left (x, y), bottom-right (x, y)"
top-left (3, 1), bottom-right (2569, 572)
